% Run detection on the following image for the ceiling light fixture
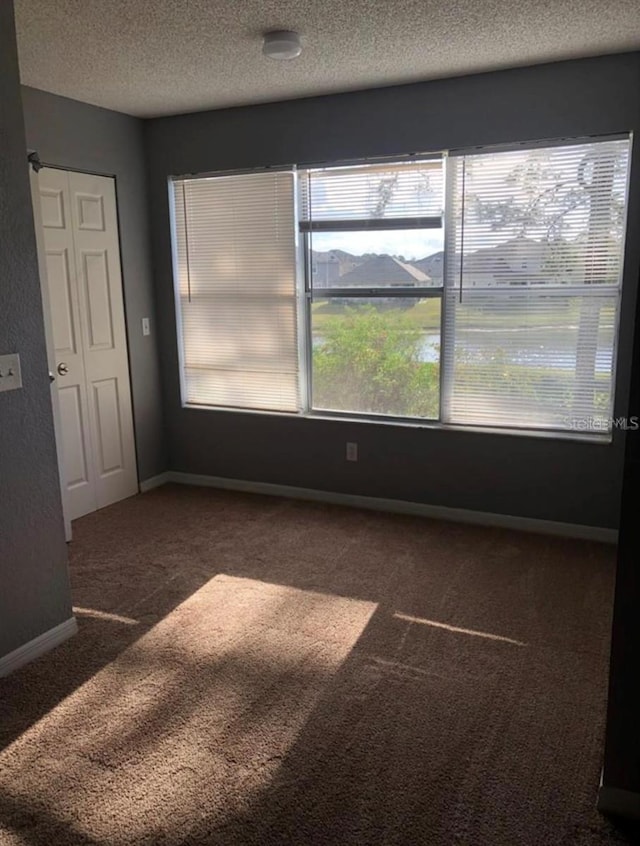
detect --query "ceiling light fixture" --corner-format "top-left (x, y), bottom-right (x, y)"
top-left (262, 30), bottom-right (302, 60)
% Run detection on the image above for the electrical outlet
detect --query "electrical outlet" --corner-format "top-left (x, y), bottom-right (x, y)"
top-left (0, 353), bottom-right (22, 393)
top-left (346, 441), bottom-right (358, 462)
top-left (142, 317), bottom-right (151, 336)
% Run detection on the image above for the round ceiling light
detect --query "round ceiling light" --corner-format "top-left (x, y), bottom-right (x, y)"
top-left (262, 30), bottom-right (302, 60)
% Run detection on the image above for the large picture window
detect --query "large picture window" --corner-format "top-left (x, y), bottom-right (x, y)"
top-left (170, 135), bottom-right (631, 438)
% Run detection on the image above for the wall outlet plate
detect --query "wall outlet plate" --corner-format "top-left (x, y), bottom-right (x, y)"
top-left (0, 353), bottom-right (22, 393)
top-left (346, 441), bottom-right (358, 462)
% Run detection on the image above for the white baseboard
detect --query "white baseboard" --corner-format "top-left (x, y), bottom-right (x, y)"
top-left (0, 616), bottom-right (78, 678)
top-left (149, 471), bottom-right (617, 543)
top-left (598, 785), bottom-right (640, 819)
top-left (139, 472), bottom-right (172, 493)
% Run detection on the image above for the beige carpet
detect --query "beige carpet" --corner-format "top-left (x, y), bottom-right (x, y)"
top-left (0, 484), bottom-right (636, 845)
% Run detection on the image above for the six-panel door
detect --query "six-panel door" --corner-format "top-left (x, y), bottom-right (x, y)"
top-left (38, 168), bottom-right (138, 520)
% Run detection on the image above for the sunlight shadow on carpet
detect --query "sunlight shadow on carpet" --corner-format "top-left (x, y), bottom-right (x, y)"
top-left (0, 576), bottom-right (377, 846)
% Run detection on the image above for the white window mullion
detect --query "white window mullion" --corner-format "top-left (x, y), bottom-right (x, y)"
top-left (440, 154), bottom-right (460, 424)
top-left (292, 170), bottom-right (312, 414)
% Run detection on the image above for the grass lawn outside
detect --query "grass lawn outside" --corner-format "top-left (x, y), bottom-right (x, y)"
top-left (311, 298), bottom-right (616, 334)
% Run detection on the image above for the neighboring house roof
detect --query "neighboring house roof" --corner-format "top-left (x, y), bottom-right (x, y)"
top-left (313, 249), bottom-right (362, 264)
top-left (313, 236), bottom-right (579, 290)
top-left (464, 237), bottom-right (546, 281)
top-left (413, 251), bottom-right (444, 281)
top-left (393, 257), bottom-right (432, 283)
top-left (416, 238), bottom-right (580, 286)
top-left (332, 254), bottom-right (433, 287)
top-left (457, 237), bottom-right (569, 286)
top-left (414, 239), bottom-right (549, 283)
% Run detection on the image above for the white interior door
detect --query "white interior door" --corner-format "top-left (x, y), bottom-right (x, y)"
top-left (36, 167), bottom-right (138, 521)
top-left (30, 166), bottom-right (72, 541)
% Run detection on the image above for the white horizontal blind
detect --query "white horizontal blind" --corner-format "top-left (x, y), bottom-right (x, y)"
top-left (443, 137), bottom-right (630, 433)
top-left (300, 159), bottom-right (443, 221)
top-left (171, 171), bottom-right (299, 412)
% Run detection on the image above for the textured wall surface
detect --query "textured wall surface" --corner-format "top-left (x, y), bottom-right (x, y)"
top-left (21, 86), bottom-right (167, 482)
top-left (0, 1), bottom-right (72, 658)
top-left (145, 52), bottom-right (640, 529)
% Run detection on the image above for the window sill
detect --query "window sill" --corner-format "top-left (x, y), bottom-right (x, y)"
top-left (181, 402), bottom-right (614, 445)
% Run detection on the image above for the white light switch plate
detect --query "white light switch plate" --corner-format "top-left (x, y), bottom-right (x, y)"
top-left (0, 353), bottom-right (22, 393)
top-left (142, 317), bottom-right (151, 336)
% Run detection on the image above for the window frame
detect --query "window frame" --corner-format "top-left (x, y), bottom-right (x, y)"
top-left (299, 155), bottom-right (446, 423)
top-left (169, 166), bottom-right (301, 414)
top-left (168, 136), bottom-right (631, 442)
top-left (440, 137), bottom-right (631, 437)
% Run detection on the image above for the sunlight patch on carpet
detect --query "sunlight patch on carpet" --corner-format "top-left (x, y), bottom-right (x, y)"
top-left (0, 576), bottom-right (377, 845)
top-left (73, 607), bottom-right (140, 626)
top-left (393, 612), bottom-right (527, 646)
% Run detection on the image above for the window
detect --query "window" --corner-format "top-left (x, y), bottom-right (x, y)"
top-left (299, 159), bottom-right (444, 420)
top-left (443, 138), bottom-right (630, 432)
top-left (171, 170), bottom-right (299, 412)
top-left (170, 134), bottom-right (631, 438)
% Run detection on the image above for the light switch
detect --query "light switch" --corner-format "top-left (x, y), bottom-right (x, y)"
top-left (0, 353), bottom-right (22, 393)
top-left (142, 317), bottom-right (151, 336)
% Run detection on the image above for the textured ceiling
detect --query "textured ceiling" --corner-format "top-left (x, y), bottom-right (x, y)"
top-left (14, 0), bottom-right (640, 118)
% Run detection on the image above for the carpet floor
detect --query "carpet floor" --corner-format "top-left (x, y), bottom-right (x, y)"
top-left (0, 484), bottom-right (638, 845)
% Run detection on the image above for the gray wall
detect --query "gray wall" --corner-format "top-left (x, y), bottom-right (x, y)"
top-left (0, 2), bottom-right (72, 658)
top-left (21, 86), bottom-right (167, 483)
top-left (145, 52), bottom-right (640, 530)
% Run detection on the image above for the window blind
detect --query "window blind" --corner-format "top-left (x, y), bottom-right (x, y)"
top-left (171, 170), bottom-right (299, 412)
top-left (300, 159), bottom-right (443, 224)
top-left (443, 137), bottom-right (630, 432)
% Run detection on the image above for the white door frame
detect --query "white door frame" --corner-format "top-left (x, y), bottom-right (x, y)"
top-left (29, 158), bottom-right (139, 535)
